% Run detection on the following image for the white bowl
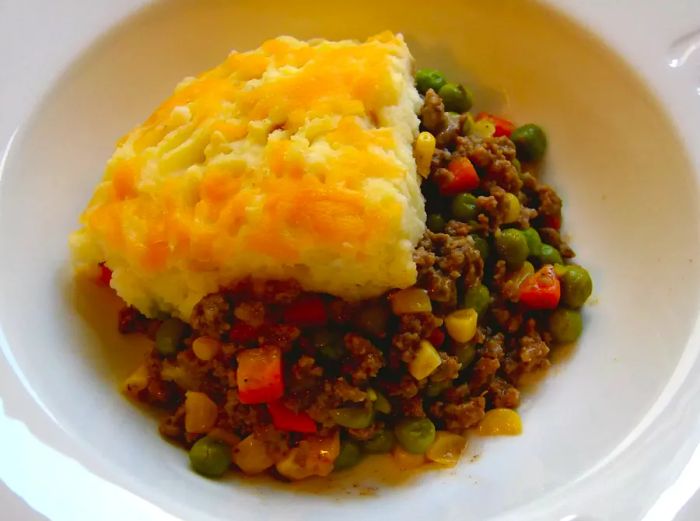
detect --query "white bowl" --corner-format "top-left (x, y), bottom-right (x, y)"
top-left (1, 0), bottom-right (699, 520)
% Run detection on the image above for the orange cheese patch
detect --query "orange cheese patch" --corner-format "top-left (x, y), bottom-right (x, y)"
top-left (71, 32), bottom-right (424, 319)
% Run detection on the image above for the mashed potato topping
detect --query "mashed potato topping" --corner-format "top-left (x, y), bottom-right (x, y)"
top-left (71, 32), bottom-right (424, 319)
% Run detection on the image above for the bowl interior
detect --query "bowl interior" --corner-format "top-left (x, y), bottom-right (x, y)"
top-left (0, 0), bottom-right (699, 519)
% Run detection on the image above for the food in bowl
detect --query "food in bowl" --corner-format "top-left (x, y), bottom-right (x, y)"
top-left (70, 32), bottom-right (592, 481)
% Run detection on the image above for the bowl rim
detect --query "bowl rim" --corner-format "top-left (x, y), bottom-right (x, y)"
top-left (0, 1), bottom-right (699, 520)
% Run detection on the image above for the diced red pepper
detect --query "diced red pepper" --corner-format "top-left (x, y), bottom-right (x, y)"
top-left (237, 346), bottom-right (284, 404)
top-left (267, 400), bottom-right (317, 433)
top-left (229, 322), bottom-right (259, 343)
top-left (97, 262), bottom-right (112, 286)
top-left (543, 214), bottom-right (562, 230)
top-left (476, 113), bottom-right (516, 138)
top-left (428, 327), bottom-right (446, 347)
top-left (439, 157), bottom-right (480, 196)
top-left (519, 265), bottom-right (561, 310)
top-left (283, 295), bottom-right (327, 327)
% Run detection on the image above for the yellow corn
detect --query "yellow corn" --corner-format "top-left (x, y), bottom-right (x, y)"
top-left (192, 336), bottom-right (221, 361)
top-left (122, 364), bottom-right (149, 397)
top-left (409, 340), bottom-right (442, 380)
top-left (445, 308), bottom-right (478, 343)
top-left (184, 391), bottom-right (218, 434)
top-left (473, 119), bottom-right (496, 138)
top-left (426, 431), bottom-right (467, 466)
top-left (414, 131), bottom-right (436, 178)
top-left (462, 113), bottom-right (476, 135)
top-left (478, 408), bottom-right (523, 436)
top-left (390, 288), bottom-right (432, 315)
top-left (502, 193), bottom-right (521, 223)
top-left (234, 434), bottom-right (275, 475)
top-left (275, 433), bottom-right (340, 480)
top-left (393, 446), bottom-right (425, 470)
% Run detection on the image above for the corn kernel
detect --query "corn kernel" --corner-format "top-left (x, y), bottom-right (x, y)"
top-left (275, 433), bottom-right (340, 480)
top-left (409, 340), bottom-right (442, 380)
top-left (502, 193), bottom-right (521, 223)
top-left (478, 408), bottom-right (523, 436)
top-left (184, 391), bottom-right (218, 434)
top-left (426, 431), bottom-right (467, 466)
top-left (122, 364), bottom-right (149, 397)
top-left (445, 308), bottom-right (478, 343)
top-left (390, 288), bottom-right (432, 315)
top-left (393, 446), bottom-right (425, 470)
top-left (234, 434), bottom-right (275, 475)
top-left (473, 119), bottom-right (495, 138)
top-left (192, 336), bottom-right (221, 361)
top-left (414, 131), bottom-right (436, 178)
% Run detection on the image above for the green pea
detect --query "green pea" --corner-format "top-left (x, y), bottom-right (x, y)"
top-left (511, 124), bottom-right (547, 162)
top-left (372, 389), bottom-right (392, 414)
top-left (512, 158), bottom-right (522, 172)
top-left (451, 193), bottom-right (479, 221)
top-left (438, 83), bottom-right (473, 113)
top-left (427, 213), bottom-right (446, 233)
top-left (495, 228), bottom-right (529, 269)
top-left (521, 227), bottom-right (543, 257)
top-left (539, 244), bottom-right (563, 265)
top-left (312, 329), bottom-right (345, 360)
top-left (426, 380), bottom-right (452, 398)
top-left (189, 436), bottom-right (231, 478)
top-left (334, 440), bottom-right (362, 471)
top-left (549, 308), bottom-right (583, 344)
top-left (155, 318), bottom-right (187, 356)
top-left (363, 429), bottom-right (396, 454)
top-left (331, 406), bottom-right (375, 429)
top-left (355, 302), bottom-right (390, 338)
top-left (415, 68), bottom-right (447, 95)
top-left (463, 283), bottom-right (490, 317)
top-left (470, 234), bottom-right (490, 260)
top-left (455, 343), bottom-right (476, 366)
top-left (394, 417), bottom-right (436, 454)
top-left (560, 265), bottom-right (593, 308)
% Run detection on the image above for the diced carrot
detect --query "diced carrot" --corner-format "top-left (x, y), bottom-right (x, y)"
top-left (236, 346), bottom-right (283, 404)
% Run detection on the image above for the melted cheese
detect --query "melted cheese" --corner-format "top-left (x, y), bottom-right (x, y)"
top-left (71, 32), bottom-right (424, 319)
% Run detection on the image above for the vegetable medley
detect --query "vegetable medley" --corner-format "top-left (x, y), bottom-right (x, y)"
top-left (113, 66), bottom-right (592, 481)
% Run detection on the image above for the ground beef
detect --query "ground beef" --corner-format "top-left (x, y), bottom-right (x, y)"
top-left (504, 327), bottom-right (551, 383)
top-left (391, 312), bottom-right (441, 364)
top-left (538, 227), bottom-right (576, 259)
top-left (414, 230), bottom-right (483, 304)
top-left (468, 356), bottom-right (500, 394)
top-left (420, 88), bottom-right (447, 134)
top-left (400, 395), bottom-right (426, 417)
top-left (383, 374), bottom-right (420, 399)
top-left (431, 397), bottom-right (486, 431)
top-left (535, 183), bottom-right (562, 218)
top-left (342, 333), bottom-right (384, 383)
top-left (190, 293), bottom-right (233, 339)
top-left (487, 378), bottom-right (521, 409)
top-left (454, 134), bottom-right (521, 193)
top-left (430, 353), bottom-right (461, 382)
